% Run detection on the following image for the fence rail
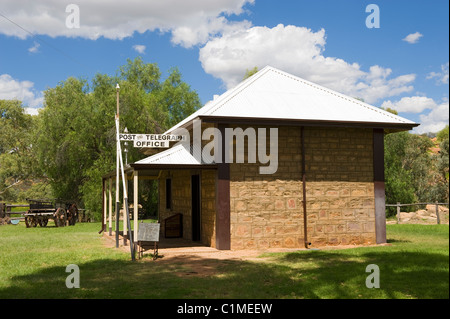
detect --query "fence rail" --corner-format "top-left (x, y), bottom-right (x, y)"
top-left (1, 202), bottom-right (92, 223)
top-left (386, 202), bottom-right (449, 225)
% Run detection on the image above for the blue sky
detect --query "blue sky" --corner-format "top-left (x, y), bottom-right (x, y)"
top-left (0, 0), bottom-right (448, 134)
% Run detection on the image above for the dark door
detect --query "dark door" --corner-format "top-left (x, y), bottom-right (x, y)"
top-left (191, 175), bottom-right (201, 241)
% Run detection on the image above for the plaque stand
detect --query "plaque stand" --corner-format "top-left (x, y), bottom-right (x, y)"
top-left (137, 241), bottom-right (158, 260)
top-left (136, 222), bottom-right (160, 260)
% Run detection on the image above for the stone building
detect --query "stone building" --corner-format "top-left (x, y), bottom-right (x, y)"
top-left (102, 66), bottom-right (418, 250)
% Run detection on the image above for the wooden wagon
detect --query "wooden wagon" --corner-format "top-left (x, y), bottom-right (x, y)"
top-left (24, 199), bottom-right (79, 228)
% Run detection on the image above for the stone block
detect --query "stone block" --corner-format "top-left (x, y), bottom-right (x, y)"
top-left (235, 200), bottom-right (247, 211)
top-left (283, 237), bottom-right (296, 248)
top-left (347, 222), bottom-right (361, 232)
top-left (252, 226), bottom-right (263, 237)
top-left (235, 224), bottom-right (251, 237)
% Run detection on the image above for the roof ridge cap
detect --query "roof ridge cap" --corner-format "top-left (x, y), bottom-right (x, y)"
top-left (207, 66), bottom-right (272, 116)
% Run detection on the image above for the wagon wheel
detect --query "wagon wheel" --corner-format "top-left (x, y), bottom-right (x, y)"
top-left (25, 214), bottom-right (32, 228)
top-left (25, 212), bottom-right (37, 228)
top-left (38, 216), bottom-right (49, 227)
top-left (68, 204), bottom-right (78, 226)
top-left (54, 207), bottom-right (67, 227)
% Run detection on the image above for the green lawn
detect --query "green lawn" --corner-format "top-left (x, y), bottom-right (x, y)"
top-left (0, 222), bottom-right (448, 299)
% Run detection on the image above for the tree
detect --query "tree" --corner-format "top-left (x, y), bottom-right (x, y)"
top-left (384, 127), bottom-right (449, 216)
top-left (0, 100), bottom-right (36, 201)
top-left (384, 131), bottom-right (416, 215)
top-left (404, 134), bottom-right (435, 202)
top-left (436, 125), bottom-right (449, 142)
top-left (381, 107), bottom-right (398, 115)
top-left (243, 67), bottom-right (259, 80)
top-left (433, 126), bottom-right (449, 202)
top-left (33, 58), bottom-right (201, 218)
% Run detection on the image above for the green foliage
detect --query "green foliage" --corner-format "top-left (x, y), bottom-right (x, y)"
top-left (433, 134), bottom-right (449, 201)
top-left (385, 128), bottom-right (450, 216)
top-left (32, 58), bottom-right (201, 219)
top-left (436, 125), bottom-right (449, 142)
top-left (382, 107), bottom-right (398, 115)
top-left (243, 67), bottom-right (259, 80)
top-left (384, 132), bottom-right (416, 215)
top-left (0, 100), bottom-right (37, 201)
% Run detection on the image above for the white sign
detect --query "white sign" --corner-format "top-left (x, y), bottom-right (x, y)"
top-left (134, 140), bottom-right (169, 148)
top-left (119, 133), bottom-right (186, 148)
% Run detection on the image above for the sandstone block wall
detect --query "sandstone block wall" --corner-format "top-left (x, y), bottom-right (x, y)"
top-left (229, 126), bottom-right (376, 249)
top-left (157, 124), bottom-right (377, 250)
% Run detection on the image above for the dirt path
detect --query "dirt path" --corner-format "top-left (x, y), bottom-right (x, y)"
top-left (101, 232), bottom-right (393, 278)
top-left (102, 232), bottom-right (385, 262)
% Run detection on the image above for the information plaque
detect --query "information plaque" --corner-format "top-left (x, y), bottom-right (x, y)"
top-left (137, 223), bottom-right (160, 242)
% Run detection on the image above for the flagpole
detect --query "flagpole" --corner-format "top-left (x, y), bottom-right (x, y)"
top-left (115, 118), bottom-right (135, 260)
top-left (115, 83), bottom-right (120, 248)
top-left (114, 83), bottom-right (135, 260)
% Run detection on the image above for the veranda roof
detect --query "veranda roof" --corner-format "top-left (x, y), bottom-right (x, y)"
top-left (130, 142), bottom-right (217, 170)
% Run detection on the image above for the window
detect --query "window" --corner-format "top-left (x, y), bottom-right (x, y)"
top-left (165, 178), bottom-right (172, 210)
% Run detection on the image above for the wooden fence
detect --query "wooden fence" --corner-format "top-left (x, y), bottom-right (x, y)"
top-left (386, 202), bottom-right (449, 224)
top-left (0, 202), bottom-right (91, 223)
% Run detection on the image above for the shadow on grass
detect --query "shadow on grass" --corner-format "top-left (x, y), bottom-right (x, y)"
top-left (386, 238), bottom-right (411, 244)
top-left (277, 249), bottom-right (449, 299)
top-left (1, 248), bottom-right (448, 299)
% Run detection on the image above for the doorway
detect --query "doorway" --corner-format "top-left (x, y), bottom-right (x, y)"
top-left (191, 174), bottom-right (201, 241)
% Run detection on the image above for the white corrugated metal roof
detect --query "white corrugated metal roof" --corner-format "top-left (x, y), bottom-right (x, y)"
top-left (166, 65), bottom-right (418, 133)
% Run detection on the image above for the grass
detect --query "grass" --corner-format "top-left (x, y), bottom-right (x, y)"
top-left (0, 222), bottom-right (448, 299)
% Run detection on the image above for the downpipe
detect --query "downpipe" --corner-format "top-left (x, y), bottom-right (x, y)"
top-left (301, 127), bottom-right (311, 249)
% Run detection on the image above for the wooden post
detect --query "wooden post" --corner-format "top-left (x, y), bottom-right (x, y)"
top-left (108, 178), bottom-right (112, 235)
top-left (134, 170), bottom-right (139, 241)
top-left (103, 178), bottom-right (107, 231)
top-left (396, 202), bottom-right (401, 224)
top-left (436, 201), bottom-right (441, 225)
top-left (115, 175), bottom-right (120, 248)
top-left (216, 124), bottom-right (230, 250)
top-left (373, 129), bottom-right (386, 244)
top-left (123, 175), bottom-right (128, 246)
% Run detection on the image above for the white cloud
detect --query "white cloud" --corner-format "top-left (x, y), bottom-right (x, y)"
top-left (414, 100), bottom-right (449, 134)
top-left (381, 96), bottom-right (437, 113)
top-left (0, 74), bottom-right (44, 108)
top-left (427, 62), bottom-right (449, 85)
top-left (199, 24), bottom-right (415, 104)
top-left (0, 0), bottom-right (254, 48)
top-left (132, 45), bottom-right (146, 54)
top-left (28, 41), bottom-right (40, 53)
top-left (382, 96), bottom-right (449, 134)
top-left (24, 107), bottom-right (40, 116)
top-left (402, 32), bottom-right (423, 44)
